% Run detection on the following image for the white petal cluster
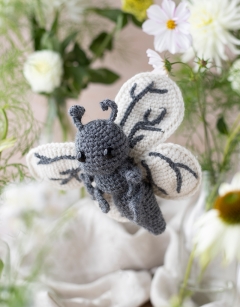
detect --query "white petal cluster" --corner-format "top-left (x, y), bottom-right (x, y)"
top-left (194, 172), bottom-right (240, 265)
top-left (186, 0), bottom-right (240, 68)
top-left (146, 49), bottom-right (168, 76)
top-left (23, 50), bottom-right (63, 94)
top-left (228, 59), bottom-right (240, 94)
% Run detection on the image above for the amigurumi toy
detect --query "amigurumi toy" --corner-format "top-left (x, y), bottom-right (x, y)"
top-left (27, 72), bottom-right (201, 235)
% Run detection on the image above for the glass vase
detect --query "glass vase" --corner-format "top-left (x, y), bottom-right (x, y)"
top-left (178, 171), bottom-right (237, 306)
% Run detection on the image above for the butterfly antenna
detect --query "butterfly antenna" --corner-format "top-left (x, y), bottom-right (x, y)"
top-left (69, 105), bottom-right (85, 130)
top-left (100, 99), bottom-right (118, 122)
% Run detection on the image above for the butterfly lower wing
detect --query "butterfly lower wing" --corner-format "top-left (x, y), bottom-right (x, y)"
top-left (26, 142), bottom-right (83, 190)
top-left (115, 72), bottom-right (184, 157)
top-left (140, 143), bottom-right (201, 199)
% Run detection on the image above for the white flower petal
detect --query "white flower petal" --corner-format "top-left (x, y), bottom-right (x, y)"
top-left (195, 215), bottom-right (225, 254)
top-left (222, 226), bottom-right (240, 263)
top-left (146, 49), bottom-right (167, 75)
top-left (177, 21), bottom-right (190, 35)
top-left (219, 183), bottom-right (232, 196)
top-left (176, 33), bottom-right (192, 52)
top-left (147, 4), bottom-right (168, 23)
top-left (154, 32), bottom-right (169, 53)
top-left (142, 20), bottom-right (165, 36)
top-left (231, 172), bottom-right (240, 190)
top-left (162, 0), bottom-right (176, 19)
top-left (175, 2), bottom-right (190, 21)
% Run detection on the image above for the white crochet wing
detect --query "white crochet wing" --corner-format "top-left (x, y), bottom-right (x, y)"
top-left (140, 143), bottom-right (201, 199)
top-left (26, 143), bottom-right (83, 190)
top-left (26, 143), bottom-right (127, 222)
top-left (115, 72), bottom-right (184, 157)
top-left (115, 72), bottom-right (201, 199)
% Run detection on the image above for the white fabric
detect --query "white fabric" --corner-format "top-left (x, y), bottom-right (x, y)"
top-left (37, 271), bottom-right (151, 307)
top-left (29, 196), bottom-right (240, 307)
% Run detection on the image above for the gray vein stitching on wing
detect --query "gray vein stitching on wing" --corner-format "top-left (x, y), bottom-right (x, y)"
top-left (34, 153), bottom-right (81, 185)
top-left (119, 82), bottom-right (168, 128)
top-left (149, 152), bottom-right (198, 193)
top-left (50, 167), bottom-right (82, 185)
top-left (35, 153), bottom-right (76, 165)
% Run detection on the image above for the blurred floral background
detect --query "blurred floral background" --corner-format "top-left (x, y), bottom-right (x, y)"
top-left (0, 0), bottom-right (240, 306)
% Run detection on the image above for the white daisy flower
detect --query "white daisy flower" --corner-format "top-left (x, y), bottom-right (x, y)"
top-left (146, 49), bottom-right (168, 75)
top-left (186, 0), bottom-right (240, 69)
top-left (142, 0), bottom-right (192, 54)
top-left (194, 172), bottom-right (240, 266)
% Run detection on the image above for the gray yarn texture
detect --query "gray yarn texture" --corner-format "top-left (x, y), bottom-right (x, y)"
top-left (69, 99), bottom-right (166, 235)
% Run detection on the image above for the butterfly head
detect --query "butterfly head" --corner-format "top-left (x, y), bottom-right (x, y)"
top-left (69, 100), bottom-right (129, 175)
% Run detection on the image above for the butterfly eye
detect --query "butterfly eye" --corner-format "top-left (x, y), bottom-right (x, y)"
top-left (77, 151), bottom-right (86, 162)
top-left (103, 148), bottom-right (113, 159)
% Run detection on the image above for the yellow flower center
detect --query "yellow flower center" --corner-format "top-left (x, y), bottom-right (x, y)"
top-left (214, 191), bottom-right (240, 224)
top-left (166, 20), bottom-right (177, 30)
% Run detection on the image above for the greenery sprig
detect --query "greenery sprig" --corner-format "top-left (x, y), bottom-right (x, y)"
top-left (0, 50), bottom-right (40, 192)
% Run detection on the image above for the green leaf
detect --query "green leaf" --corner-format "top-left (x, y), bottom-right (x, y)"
top-left (64, 66), bottom-right (90, 94)
top-left (61, 32), bottom-right (78, 54)
top-left (73, 43), bottom-right (90, 65)
top-left (90, 8), bottom-right (128, 28)
top-left (130, 14), bottom-right (144, 27)
top-left (64, 43), bottom-right (90, 65)
top-left (40, 32), bottom-right (61, 52)
top-left (90, 32), bottom-right (113, 58)
top-left (30, 15), bottom-right (46, 51)
top-left (217, 116), bottom-right (229, 135)
top-left (51, 11), bottom-right (59, 34)
top-left (88, 68), bottom-right (120, 84)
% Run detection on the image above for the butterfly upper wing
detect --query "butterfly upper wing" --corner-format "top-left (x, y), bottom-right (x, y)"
top-left (26, 142), bottom-right (83, 190)
top-left (115, 72), bottom-right (201, 199)
top-left (115, 72), bottom-right (184, 158)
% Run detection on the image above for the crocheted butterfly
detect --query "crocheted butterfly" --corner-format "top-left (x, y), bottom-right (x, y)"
top-left (27, 72), bottom-right (201, 235)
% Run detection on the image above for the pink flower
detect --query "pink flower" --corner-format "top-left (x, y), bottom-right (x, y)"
top-left (146, 49), bottom-right (168, 75)
top-left (142, 0), bottom-right (192, 54)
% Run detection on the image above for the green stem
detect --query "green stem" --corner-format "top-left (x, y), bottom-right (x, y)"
top-left (45, 96), bottom-right (57, 142)
top-left (0, 108), bottom-right (8, 161)
top-left (171, 62), bottom-right (193, 74)
top-left (91, 15), bottom-right (123, 63)
top-left (56, 99), bottom-right (70, 142)
top-left (195, 77), bottom-right (215, 184)
top-left (206, 114), bottom-right (240, 209)
top-left (80, 186), bottom-right (85, 198)
top-left (220, 114), bottom-right (240, 173)
top-left (178, 247), bottom-right (196, 305)
top-left (0, 108), bottom-right (8, 140)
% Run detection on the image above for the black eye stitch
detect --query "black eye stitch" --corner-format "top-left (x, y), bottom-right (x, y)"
top-left (103, 148), bottom-right (113, 159)
top-left (77, 151), bottom-right (86, 162)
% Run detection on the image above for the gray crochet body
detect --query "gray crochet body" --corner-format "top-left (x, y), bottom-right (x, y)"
top-left (69, 99), bottom-right (166, 235)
